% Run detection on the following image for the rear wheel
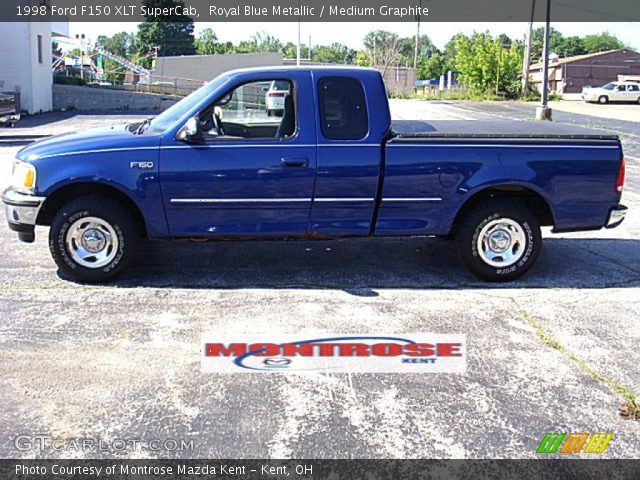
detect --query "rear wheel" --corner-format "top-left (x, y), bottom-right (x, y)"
top-left (49, 195), bottom-right (139, 282)
top-left (456, 200), bottom-right (541, 281)
top-left (598, 96), bottom-right (608, 104)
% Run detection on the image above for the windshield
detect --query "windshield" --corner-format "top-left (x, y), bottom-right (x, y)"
top-left (147, 75), bottom-right (228, 132)
top-left (601, 83), bottom-right (616, 91)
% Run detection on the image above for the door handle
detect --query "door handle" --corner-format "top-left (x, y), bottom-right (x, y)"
top-left (281, 156), bottom-right (308, 168)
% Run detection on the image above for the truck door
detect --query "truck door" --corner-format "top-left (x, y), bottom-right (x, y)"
top-left (309, 73), bottom-right (388, 236)
top-left (613, 84), bottom-right (626, 101)
top-left (159, 72), bottom-right (316, 237)
top-left (626, 84), bottom-right (639, 101)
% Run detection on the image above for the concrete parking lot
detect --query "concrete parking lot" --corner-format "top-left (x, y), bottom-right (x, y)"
top-left (0, 101), bottom-right (638, 459)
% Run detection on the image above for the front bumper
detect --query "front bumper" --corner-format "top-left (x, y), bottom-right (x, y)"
top-left (605, 204), bottom-right (627, 229)
top-left (2, 187), bottom-right (45, 242)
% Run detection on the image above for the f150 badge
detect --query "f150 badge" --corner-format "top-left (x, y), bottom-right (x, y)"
top-left (130, 161), bottom-right (154, 169)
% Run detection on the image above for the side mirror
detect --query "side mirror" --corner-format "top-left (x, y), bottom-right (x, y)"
top-left (176, 116), bottom-right (202, 143)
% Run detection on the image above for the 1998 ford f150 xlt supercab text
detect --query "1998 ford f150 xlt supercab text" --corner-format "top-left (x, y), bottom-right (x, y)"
top-left (3, 67), bottom-right (627, 282)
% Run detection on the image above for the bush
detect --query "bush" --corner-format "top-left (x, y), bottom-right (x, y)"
top-left (54, 76), bottom-right (86, 86)
top-left (401, 89), bottom-right (502, 101)
top-left (521, 90), bottom-right (562, 102)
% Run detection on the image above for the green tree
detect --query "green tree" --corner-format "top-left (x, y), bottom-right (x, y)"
top-left (530, 27), bottom-right (565, 62)
top-left (195, 27), bottom-right (219, 55)
top-left (397, 34), bottom-right (438, 67)
top-left (311, 43), bottom-right (356, 64)
top-left (417, 52), bottom-right (445, 80)
top-left (136, 0), bottom-right (195, 62)
top-left (363, 30), bottom-right (401, 74)
top-left (452, 32), bottom-right (523, 98)
top-left (559, 36), bottom-right (586, 57)
top-left (94, 32), bottom-right (138, 83)
top-left (582, 32), bottom-right (625, 53)
top-left (251, 32), bottom-right (283, 52)
top-left (443, 33), bottom-right (467, 73)
top-left (281, 42), bottom-right (310, 60)
top-left (96, 32), bottom-right (136, 58)
top-left (355, 50), bottom-right (370, 67)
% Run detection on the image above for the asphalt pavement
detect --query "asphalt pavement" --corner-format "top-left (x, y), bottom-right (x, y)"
top-left (0, 101), bottom-right (638, 459)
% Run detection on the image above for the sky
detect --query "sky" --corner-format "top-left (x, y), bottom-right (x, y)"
top-left (68, 22), bottom-right (640, 52)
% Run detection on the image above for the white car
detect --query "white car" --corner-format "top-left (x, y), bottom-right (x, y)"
top-left (265, 80), bottom-right (290, 116)
top-left (582, 81), bottom-right (640, 104)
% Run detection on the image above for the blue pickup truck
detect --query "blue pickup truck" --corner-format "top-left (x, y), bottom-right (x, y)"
top-left (3, 66), bottom-right (627, 282)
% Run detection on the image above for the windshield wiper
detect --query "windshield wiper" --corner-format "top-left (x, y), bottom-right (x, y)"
top-left (134, 117), bottom-right (154, 135)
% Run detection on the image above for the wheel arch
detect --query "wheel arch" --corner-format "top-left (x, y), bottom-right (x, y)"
top-left (449, 184), bottom-right (555, 236)
top-left (37, 182), bottom-right (148, 238)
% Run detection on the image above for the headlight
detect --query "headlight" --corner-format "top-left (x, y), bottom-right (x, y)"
top-left (11, 161), bottom-right (36, 193)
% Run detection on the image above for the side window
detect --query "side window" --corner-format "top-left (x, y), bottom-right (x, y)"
top-left (627, 85), bottom-right (639, 92)
top-left (318, 77), bottom-right (368, 140)
top-left (201, 79), bottom-right (295, 140)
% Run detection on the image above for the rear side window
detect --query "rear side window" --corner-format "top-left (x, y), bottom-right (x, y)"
top-left (318, 77), bottom-right (368, 140)
top-left (271, 80), bottom-right (290, 91)
top-left (628, 84), bottom-right (639, 92)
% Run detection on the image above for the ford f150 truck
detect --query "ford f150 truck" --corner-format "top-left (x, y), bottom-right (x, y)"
top-left (3, 66), bottom-right (627, 282)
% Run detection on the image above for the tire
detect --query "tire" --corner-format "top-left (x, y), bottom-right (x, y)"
top-left (49, 195), bottom-right (139, 282)
top-left (637, 97), bottom-right (640, 105)
top-left (455, 200), bottom-right (541, 282)
top-left (598, 96), bottom-right (608, 104)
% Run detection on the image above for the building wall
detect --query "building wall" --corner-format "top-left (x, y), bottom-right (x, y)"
top-left (529, 50), bottom-right (640, 94)
top-left (0, 22), bottom-right (53, 114)
top-left (379, 66), bottom-right (416, 94)
top-left (154, 53), bottom-right (284, 83)
top-left (53, 84), bottom-right (180, 111)
top-left (564, 51), bottom-right (640, 92)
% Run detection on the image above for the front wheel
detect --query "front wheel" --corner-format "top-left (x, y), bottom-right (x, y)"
top-left (456, 200), bottom-right (541, 282)
top-left (598, 96), bottom-right (608, 104)
top-left (49, 196), bottom-right (139, 282)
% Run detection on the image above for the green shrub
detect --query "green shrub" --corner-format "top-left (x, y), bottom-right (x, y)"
top-left (54, 76), bottom-right (86, 86)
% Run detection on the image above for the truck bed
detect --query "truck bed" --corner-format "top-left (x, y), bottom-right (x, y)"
top-left (391, 120), bottom-right (619, 142)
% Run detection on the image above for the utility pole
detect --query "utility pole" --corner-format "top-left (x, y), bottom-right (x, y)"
top-left (521, 0), bottom-right (536, 94)
top-left (413, 0), bottom-right (422, 69)
top-left (536, 0), bottom-right (552, 120)
top-left (373, 37), bottom-right (377, 67)
top-left (296, 0), bottom-right (301, 66)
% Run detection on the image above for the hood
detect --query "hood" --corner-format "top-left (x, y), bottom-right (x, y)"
top-left (16, 125), bottom-right (161, 162)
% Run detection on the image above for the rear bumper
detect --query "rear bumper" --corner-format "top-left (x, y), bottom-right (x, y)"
top-left (605, 204), bottom-right (627, 229)
top-left (2, 187), bottom-right (45, 243)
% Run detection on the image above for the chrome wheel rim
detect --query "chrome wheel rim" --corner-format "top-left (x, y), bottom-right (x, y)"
top-left (477, 218), bottom-right (526, 268)
top-left (65, 216), bottom-right (118, 268)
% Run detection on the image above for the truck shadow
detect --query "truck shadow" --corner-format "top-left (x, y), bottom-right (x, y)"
top-left (108, 237), bottom-right (640, 291)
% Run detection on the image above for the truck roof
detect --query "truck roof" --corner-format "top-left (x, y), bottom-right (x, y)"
top-left (221, 65), bottom-right (381, 78)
